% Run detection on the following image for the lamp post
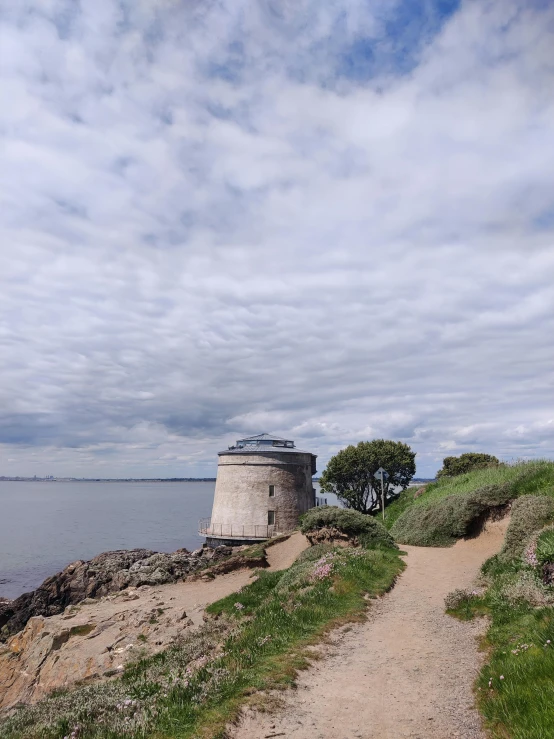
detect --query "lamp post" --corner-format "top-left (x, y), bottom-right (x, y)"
top-left (374, 467), bottom-right (389, 521)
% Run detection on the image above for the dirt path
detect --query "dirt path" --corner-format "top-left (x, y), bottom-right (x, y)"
top-left (267, 532), bottom-right (309, 571)
top-left (231, 518), bottom-right (509, 739)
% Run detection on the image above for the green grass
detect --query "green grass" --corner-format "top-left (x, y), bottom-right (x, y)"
top-left (536, 529), bottom-right (554, 566)
top-left (383, 486), bottom-right (419, 530)
top-left (416, 460), bottom-right (554, 508)
top-left (0, 544), bottom-right (404, 739)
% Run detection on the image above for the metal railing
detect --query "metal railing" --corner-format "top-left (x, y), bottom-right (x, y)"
top-left (199, 517), bottom-right (275, 539)
top-left (315, 496), bottom-right (328, 506)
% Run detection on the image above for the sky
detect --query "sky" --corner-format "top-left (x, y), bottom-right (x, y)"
top-left (1, 0), bottom-right (553, 479)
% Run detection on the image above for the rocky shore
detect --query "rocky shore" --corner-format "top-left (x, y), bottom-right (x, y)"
top-left (0, 543), bottom-right (255, 642)
top-left (0, 536), bottom-right (302, 713)
top-left (0, 542), bottom-right (273, 711)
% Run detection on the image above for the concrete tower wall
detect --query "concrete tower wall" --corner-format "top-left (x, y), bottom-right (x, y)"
top-left (210, 450), bottom-right (315, 535)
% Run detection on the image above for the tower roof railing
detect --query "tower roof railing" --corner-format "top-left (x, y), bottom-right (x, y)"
top-left (229, 432), bottom-right (295, 450)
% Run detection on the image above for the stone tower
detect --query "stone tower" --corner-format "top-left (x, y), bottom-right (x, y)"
top-left (200, 433), bottom-right (317, 546)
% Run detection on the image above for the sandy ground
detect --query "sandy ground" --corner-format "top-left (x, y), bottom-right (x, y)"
top-left (0, 533), bottom-right (309, 710)
top-left (231, 518), bottom-right (509, 739)
top-left (267, 532), bottom-right (309, 571)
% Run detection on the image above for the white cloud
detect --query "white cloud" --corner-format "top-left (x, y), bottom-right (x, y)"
top-left (0, 0), bottom-right (553, 478)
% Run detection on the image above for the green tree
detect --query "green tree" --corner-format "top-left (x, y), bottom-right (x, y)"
top-left (436, 453), bottom-right (500, 478)
top-left (319, 439), bottom-right (416, 515)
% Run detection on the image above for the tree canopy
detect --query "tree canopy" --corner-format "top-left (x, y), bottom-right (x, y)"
top-left (436, 453), bottom-right (500, 478)
top-left (319, 439), bottom-right (416, 515)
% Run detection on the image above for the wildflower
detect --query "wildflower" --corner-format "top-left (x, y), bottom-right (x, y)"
top-left (500, 675), bottom-right (505, 680)
top-left (234, 602), bottom-right (244, 610)
top-left (311, 555), bottom-right (335, 581)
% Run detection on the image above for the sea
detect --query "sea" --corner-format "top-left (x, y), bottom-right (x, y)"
top-left (0, 480), bottom-right (332, 600)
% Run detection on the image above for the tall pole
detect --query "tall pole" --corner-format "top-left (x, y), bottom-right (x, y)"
top-left (381, 471), bottom-right (385, 521)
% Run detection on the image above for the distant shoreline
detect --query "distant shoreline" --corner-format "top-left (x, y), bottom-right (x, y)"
top-left (0, 477), bottom-right (435, 483)
top-left (0, 477), bottom-right (217, 483)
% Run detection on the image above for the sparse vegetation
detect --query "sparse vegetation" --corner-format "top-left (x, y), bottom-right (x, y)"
top-left (0, 536), bottom-right (403, 739)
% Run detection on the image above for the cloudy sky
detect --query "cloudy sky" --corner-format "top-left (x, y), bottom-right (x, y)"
top-left (1, 0), bottom-right (553, 479)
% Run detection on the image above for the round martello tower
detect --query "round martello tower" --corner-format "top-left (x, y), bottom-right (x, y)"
top-left (200, 433), bottom-right (317, 546)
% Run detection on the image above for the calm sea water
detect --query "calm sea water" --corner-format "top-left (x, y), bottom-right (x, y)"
top-left (0, 480), bottom-right (331, 600)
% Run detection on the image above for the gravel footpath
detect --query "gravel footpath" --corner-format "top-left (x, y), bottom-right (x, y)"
top-left (230, 518), bottom-right (509, 739)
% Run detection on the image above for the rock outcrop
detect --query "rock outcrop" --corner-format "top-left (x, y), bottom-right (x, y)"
top-left (0, 545), bottom-right (235, 642)
top-left (0, 569), bottom-right (252, 711)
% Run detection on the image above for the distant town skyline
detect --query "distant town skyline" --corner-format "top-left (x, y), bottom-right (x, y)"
top-left (1, 0), bottom-right (553, 480)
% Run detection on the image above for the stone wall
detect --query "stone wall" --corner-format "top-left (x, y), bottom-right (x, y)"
top-left (210, 451), bottom-right (315, 534)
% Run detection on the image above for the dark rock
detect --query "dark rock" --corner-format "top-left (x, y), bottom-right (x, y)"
top-left (543, 563), bottom-right (554, 585)
top-left (0, 598), bottom-right (14, 633)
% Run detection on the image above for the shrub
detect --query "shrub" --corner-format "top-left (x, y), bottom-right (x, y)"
top-left (300, 506), bottom-right (395, 548)
top-left (499, 495), bottom-right (554, 562)
top-left (436, 453), bottom-right (500, 478)
top-left (390, 483), bottom-right (512, 547)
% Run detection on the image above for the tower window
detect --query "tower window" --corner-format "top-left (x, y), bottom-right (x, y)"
top-left (269, 484), bottom-right (275, 497)
top-left (268, 510), bottom-right (275, 525)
